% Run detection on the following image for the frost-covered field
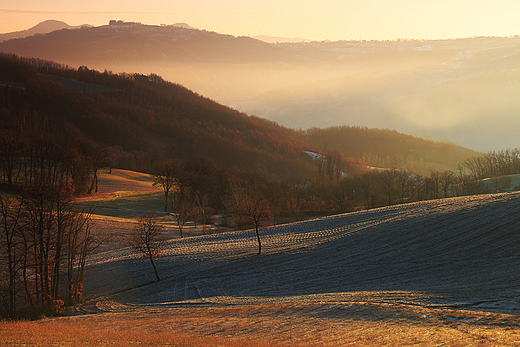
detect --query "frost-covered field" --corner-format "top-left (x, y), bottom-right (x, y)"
top-left (80, 191), bottom-right (520, 315)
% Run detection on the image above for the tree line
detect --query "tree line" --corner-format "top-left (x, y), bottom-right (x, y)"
top-left (0, 127), bottom-right (104, 319)
top-left (301, 126), bottom-right (480, 175)
top-left (153, 149), bottom-right (520, 241)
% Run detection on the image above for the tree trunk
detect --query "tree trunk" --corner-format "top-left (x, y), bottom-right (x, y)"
top-left (255, 226), bottom-right (262, 255)
top-left (149, 254), bottom-right (161, 281)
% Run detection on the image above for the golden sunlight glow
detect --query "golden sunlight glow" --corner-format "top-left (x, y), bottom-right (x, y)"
top-left (2, 0), bottom-right (520, 40)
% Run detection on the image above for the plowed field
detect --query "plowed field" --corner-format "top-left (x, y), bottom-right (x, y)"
top-left (81, 192), bottom-right (520, 314)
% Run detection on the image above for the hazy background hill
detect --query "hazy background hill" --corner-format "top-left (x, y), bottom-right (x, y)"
top-left (1, 21), bottom-right (519, 152)
top-left (0, 54), bottom-right (317, 181)
top-left (0, 20), bottom-right (90, 42)
top-left (0, 22), bottom-right (298, 64)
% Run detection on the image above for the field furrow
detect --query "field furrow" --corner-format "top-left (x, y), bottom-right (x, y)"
top-left (81, 192), bottom-right (520, 315)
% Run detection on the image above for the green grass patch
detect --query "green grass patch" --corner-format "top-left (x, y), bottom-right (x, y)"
top-left (77, 191), bottom-right (165, 219)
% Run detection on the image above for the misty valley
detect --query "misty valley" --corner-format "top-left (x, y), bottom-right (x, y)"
top-left (2, 20), bottom-right (520, 346)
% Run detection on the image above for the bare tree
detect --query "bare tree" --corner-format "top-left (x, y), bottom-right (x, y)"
top-left (153, 163), bottom-right (178, 212)
top-left (429, 170), bottom-right (442, 199)
top-left (395, 170), bottom-right (413, 203)
top-left (355, 172), bottom-right (377, 209)
top-left (130, 211), bottom-right (164, 281)
top-left (170, 189), bottom-right (194, 238)
top-left (377, 169), bottom-right (399, 205)
top-left (85, 143), bottom-right (109, 194)
top-left (327, 178), bottom-right (355, 213)
top-left (0, 195), bottom-right (24, 318)
top-left (439, 170), bottom-right (457, 198)
top-left (64, 208), bottom-right (101, 304)
top-left (227, 182), bottom-right (272, 255)
top-left (490, 175), bottom-right (512, 193)
top-left (0, 130), bottom-right (23, 185)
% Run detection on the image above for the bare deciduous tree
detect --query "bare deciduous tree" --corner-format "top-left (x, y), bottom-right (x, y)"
top-left (130, 211), bottom-right (164, 281)
top-left (227, 182), bottom-right (272, 255)
top-left (153, 163), bottom-right (178, 212)
top-left (0, 195), bottom-right (24, 318)
top-left (490, 175), bottom-right (512, 193)
top-left (170, 189), bottom-right (194, 238)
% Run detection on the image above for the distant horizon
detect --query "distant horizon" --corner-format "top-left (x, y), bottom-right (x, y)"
top-left (3, 18), bottom-right (520, 43)
top-left (2, 1), bottom-right (520, 41)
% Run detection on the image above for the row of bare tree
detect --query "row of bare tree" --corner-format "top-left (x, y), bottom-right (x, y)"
top-left (460, 149), bottom-right (520, 179)
top-left (0, 128), bottom-right (108, 194)
top-left (153, 150), bottom-right (519, 239)
top-left (0, 130), bottom-right (105, 319)
top-left (0, 188), bottom-right (98, 319)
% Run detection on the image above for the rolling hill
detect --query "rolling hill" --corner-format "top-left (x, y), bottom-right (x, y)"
top-left (302, 126), bottom-right (480, 172)
top-left (83, 190), bottom-right (520, 314)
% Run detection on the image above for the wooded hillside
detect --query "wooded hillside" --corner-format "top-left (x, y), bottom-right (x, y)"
top-left (0, 53), bottom-right (316, 182)
top-left (302, 126), bottom-right (480, 174)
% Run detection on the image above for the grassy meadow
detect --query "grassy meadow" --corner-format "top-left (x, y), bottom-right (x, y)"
top-left (3, 302), bottom-right (520, 346)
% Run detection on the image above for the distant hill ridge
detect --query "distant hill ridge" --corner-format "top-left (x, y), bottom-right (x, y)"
top-left (0, 20), bottom-right (294, 64)
top-left (0, 20), bottom-right (194, 41)
top-left (0, 20), bottom-right (90, 42)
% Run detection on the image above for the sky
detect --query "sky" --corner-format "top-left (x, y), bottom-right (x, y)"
top-left (2, 0), bottom-right (520, 40)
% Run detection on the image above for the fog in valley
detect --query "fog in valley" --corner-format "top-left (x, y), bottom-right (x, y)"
top-left (2, 21), bottom-right (520, 153)
top-left (90, 36), bottom-right (520, 152)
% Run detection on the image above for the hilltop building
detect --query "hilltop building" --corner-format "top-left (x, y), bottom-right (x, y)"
top-left (107, 20), bottom-right (140, 28)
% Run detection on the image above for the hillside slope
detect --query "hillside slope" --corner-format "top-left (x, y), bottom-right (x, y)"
top-left (0, 54), bottom-right (479, 178)
top-left (302, 126), bottom-right (480, 172)
top-left (0, 54), bottom-right (316, 180)
top-left (82, 191), bottom-right (520, 314)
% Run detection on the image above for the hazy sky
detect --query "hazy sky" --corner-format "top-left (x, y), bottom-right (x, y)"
top-left (2, 0), bottom-right (520, 40)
